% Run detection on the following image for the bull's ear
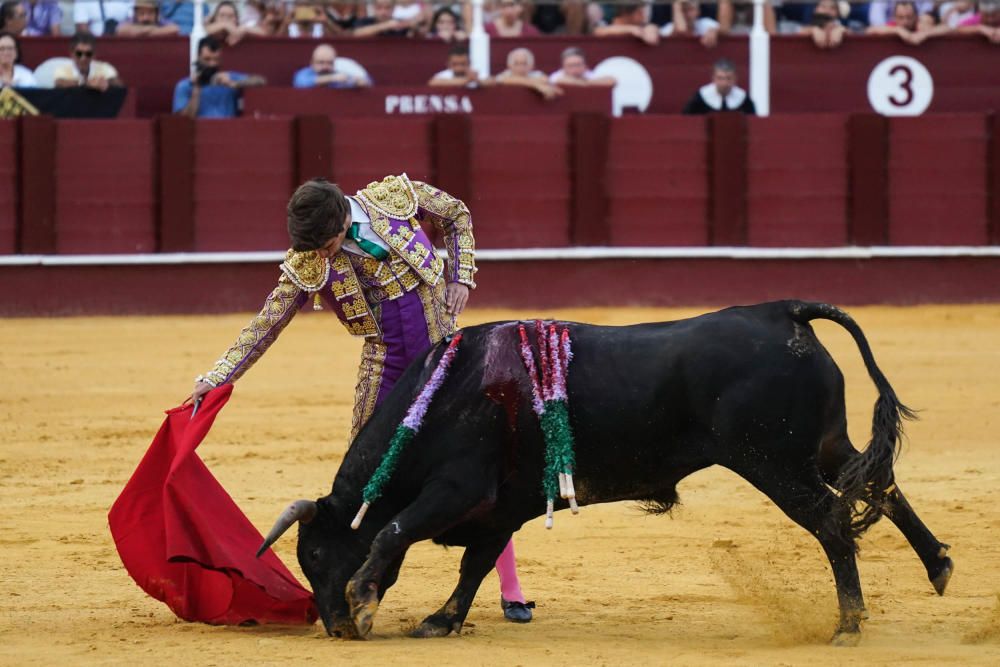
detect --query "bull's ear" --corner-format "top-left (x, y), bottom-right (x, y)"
top-left (255, 499), bottom-right (318, 558)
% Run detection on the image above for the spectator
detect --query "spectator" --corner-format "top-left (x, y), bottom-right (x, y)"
top-left (939, 0), bottom-right (976, 27)
top-left (172, 36), bottom-right (266, 119)
top-left (867, 0), bottom-right (934, 27)
top-left (353, 0), bottom-right (413, 37)
top-left (487, 0), bottom-right (540, 36)
top-left (495, 46), bottom-right (561, 99)
top-left (281, 1), bottom-right (336, 38)
top-left (159, 0), bottom-right (210, 35)
top-left (528, 0), bottom-right (588, 34)
top-left (682, 58), bottom-right (756, 114)
top-left (800, 0), bottom-right (846, 48)
top-left (293, 44), bottom-right (371, 88)
top-left (428, 7), bottom-right (467, 42)
top-left (661, 0), bottom-right (720, 48)
top-left (867, 1), bottom-right (949, 43)
top-left (593, 2), bottom-right (660, 43)
top-left (205, 1), bottom-right (265, 45)
top-left (118, 0), bottom-right (180, 37)
top-left (957, 0), bottom-right (1000, 40)
top-left (73, 0), bottom-right (132, 36)
top-left (0, 31), bottom-right (35, 87)
top-left (0, 2), bottom-right (26, 35)
top-left (718, 0), bottom-right (777, 34)
top-left (549, 46), bottom-right (616, 87)
top-left (324, 0), bottom-right (364, 31)
top-left (54, 32), bottom-right (122, 91)
top-left (428, 43), bottom-right (490, 87)
top-left (19, 1), bottom-right (62, 36)
top-left (392, 0), bottom-right (431, 33)
top-left (241, 0), bottom-right (285, 36)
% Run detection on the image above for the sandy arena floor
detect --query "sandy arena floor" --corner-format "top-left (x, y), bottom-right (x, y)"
top-left (2, 304), bottom-right (999, 666)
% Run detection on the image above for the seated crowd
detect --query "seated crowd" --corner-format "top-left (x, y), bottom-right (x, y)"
top-left (0, 0), bottom-right (997, 44)
top-left (0, 1), bottom-right (996, 116)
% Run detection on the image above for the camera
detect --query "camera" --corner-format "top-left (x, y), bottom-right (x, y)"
top-left (195, 62), bottom-right (219, 86)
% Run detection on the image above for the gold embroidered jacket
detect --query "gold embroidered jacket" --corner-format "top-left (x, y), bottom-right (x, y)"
top-left (200, 175), bottom-right (476, 387)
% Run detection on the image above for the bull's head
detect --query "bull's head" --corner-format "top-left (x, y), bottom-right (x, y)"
top-left (257, 497), bottom-right (369, 638)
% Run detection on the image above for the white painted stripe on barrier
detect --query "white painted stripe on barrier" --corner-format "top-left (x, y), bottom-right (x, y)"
top-left (2, 246), bottom-right (1000, 267)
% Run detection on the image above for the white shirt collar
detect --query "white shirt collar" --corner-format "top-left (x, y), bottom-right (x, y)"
top-left (699, 83), bottom-right (747, 110)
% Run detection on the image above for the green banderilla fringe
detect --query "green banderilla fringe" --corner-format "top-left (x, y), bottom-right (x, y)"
top-left (361, 425), bottom-right (416, 505)
top-left (540, 399), bottom-right (576, 501)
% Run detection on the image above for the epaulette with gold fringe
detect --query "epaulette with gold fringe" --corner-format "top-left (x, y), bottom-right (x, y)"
top-left (357, 173), bottom-right (418, 220)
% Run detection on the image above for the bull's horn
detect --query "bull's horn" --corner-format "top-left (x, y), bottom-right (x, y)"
top-left (255, 499), bottom-right (318, 558)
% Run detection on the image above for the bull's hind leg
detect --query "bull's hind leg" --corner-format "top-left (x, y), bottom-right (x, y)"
top-left (345, 481), bottom-right (491, 637)
top-left (819, 437), bottom-right (954, 594)
top-left (411, 533), bottom-right (512, 638)
top-left (726, 460), bottom-right (866, 644)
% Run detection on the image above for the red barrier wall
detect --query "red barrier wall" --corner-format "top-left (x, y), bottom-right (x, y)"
top-left (888, 114), bottom-right (989, 246)
top-left (192, 119), bottom-right (294, 251)
top-left (54, 121), bottom-right (156, 253)
top-left (468, 116), bottom-right (571, 247)
top-left (606, 116), bottom-right (709, 246)
top-left (5, 112), bottom-right (1000, 256)
top-left (332, 118), bottom-right (433, 193)
top-left (747, 115), bottom-right (848, 246)
top-left (0, 122), bottom-right (16, 253)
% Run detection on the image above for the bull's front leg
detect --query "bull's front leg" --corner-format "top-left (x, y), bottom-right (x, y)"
top-left (345, 482), bottom-right (494, 638)
top-left (411, 533), bottom-right (512, 638)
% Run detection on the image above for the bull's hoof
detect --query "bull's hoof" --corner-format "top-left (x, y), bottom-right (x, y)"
top-left (831, 630), bottom-right (861, 647)
top-left (409, 615), bottom-right (456, 638)
top-left (346, 579), bottom-right (380, 638)
top-left (931, 556), bottom-right (954, 596)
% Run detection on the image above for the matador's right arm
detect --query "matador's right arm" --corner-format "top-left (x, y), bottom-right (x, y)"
top-left (198, 251), bottom-right (327, 387)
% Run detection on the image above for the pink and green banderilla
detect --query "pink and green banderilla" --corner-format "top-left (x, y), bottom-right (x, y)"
top-left (351, 333), bottom-right (463, 530)
top-left (519, 321), bottom-right (579, 528)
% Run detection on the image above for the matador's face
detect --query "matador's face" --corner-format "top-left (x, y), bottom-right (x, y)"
top-left (315, 212), bottom-right (352, 259)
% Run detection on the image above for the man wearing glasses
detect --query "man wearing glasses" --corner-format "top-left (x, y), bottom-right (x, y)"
top-left (54, 32), bottom-right (122, 91)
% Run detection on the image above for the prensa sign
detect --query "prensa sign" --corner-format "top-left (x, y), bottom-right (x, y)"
top-left (384, 94), bottom-right (474, 114)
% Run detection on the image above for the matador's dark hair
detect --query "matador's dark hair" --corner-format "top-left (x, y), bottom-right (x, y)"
top-left (286, 179), bottom-right (350, 251)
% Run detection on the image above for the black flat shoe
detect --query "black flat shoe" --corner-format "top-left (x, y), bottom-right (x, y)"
top-left (500, 598), bottom-right (535, 623)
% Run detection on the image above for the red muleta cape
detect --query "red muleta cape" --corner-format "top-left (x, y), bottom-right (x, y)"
top-left (108, 385), bottom-right (318, 625)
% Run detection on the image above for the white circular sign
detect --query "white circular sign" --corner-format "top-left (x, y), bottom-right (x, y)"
top-left (867, 56), bottom-right (933, 116)
top-left (593, 57), bottom-right (653, 117)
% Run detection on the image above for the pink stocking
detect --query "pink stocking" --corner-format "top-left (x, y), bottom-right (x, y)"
top-left (495, 539), bottom-right (526, 603)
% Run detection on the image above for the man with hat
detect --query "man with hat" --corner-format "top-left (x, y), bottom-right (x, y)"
top-left (118, 0), bottom-right (180, 36)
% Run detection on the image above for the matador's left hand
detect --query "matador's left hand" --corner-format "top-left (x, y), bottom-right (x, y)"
top-left (445, 283), bottom-right (470, 316)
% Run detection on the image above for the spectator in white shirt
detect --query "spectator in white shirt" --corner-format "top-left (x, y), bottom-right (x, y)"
top-left (54, 32), bottom-right (122, 91)
top-left (0, 31), bottom-right (36, 87)
top-left (495, 47), bottom-right (562, 99)
top-left (428, 44), bottom-right (491, 88)
top-left (548, 47), bottom-right (616, 87)
top-left (661, 0), bottom-right (720, 48)
top-left (73, 0), bottom-right (133, 36)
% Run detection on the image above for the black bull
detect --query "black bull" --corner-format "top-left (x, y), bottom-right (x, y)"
top-left (257, 300), bottom-right (953, 642)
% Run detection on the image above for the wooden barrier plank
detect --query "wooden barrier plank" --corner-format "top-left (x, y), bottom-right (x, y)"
top-left (709, 113), bottom-right (747, 246)
top-left (469, 116), bottom-right (571, 248)
top-left (747, 115), bottom-right (848, 247)
top-left (570, 113), bottom-right (610, 246)
top-left (294, 115), bottom-right (333, 185)
top-left (989, 113), bottom-right (1000, 245)
top-left (0, 122), bottom-right (17, 254)
top-left (158, 115), bottom-right (196, 252)
top-left (333, 118), bottom-right (433, 194)
top-left (888, 115), bottom-right (988, 246)
top-left (847, 114), bottom-right (889, 246)
top-left (17, 115), bottom-right (56, 254)
top-left (193, 119), bottom-right (294, 251)
top-left (606, 116), bottom-right (709, 246)
top-left (54, 120), bottom-right (156, 254)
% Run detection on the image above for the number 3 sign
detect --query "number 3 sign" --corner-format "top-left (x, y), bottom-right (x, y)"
top-left (867, 56), bottom-right (934, 116)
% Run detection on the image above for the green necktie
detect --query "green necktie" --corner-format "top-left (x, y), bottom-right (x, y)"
top-left (348, 222), bottom-right (389, 260)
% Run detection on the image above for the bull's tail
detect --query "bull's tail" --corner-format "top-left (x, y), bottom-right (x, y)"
top-left (790, 301), bottom-right (917, 537)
